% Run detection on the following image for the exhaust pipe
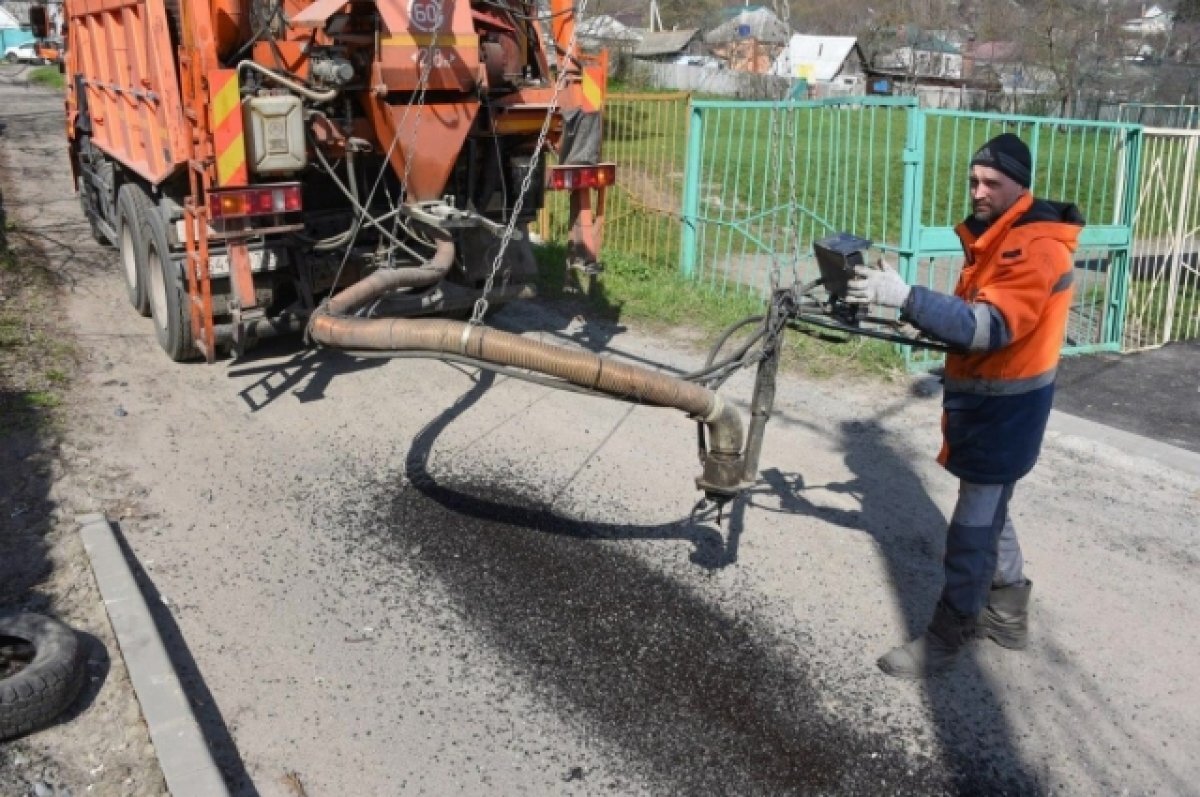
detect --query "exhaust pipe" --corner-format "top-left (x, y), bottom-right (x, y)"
top-left (308, 235), bottom-right (747, 500)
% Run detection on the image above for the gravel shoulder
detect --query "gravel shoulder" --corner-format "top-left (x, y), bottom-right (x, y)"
top-left (2, 73), bottom-right (1198, 796)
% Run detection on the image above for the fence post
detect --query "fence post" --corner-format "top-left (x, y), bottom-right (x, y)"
top-left (897, 104), bottom-right (925, 283)
top-left (898, 105), bottom-right (927, 370)
top-left (1164, 133), bottom-right (1197, 343)
top-left (680, 102), bottom-right (703, 279)
top-left (1105, 127), bottom-right (1142, 347)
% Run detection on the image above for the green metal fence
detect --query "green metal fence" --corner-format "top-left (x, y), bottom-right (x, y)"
top-left (680, 97), bottom-right (915, 297)
top-left (538, 93), bottom-right (689, 270)
top-left (1117, 103), bottom-right (1200, 129)
top-left (539, 95), bottom-right (1195, 361)
top-left (676, 98), bottom-right (1140, 367)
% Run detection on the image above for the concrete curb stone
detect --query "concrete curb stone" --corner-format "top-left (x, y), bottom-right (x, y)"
top-left (77, 513), bottom-right (230, 797)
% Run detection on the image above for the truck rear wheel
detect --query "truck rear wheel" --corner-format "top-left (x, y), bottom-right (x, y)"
top-left (116, 184), bottom-right (152, 316)
top-left (142, 208), bottom-right (195, 361)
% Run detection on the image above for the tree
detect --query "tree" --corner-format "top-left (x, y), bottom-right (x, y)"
top-left (1019, 0), bottom-right (1127, 112)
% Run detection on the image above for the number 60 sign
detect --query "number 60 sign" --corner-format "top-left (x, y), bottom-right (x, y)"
top-left (409, 0), bottom-right (445, 31)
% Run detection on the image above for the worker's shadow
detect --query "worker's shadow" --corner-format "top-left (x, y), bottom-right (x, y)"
top-left (226, 337), bottom-right (387, 411)
top-left (741, 404), bottom-right (952, 633)
top-left (752, 462), bottom-right (945, 631)
top-left (404, 368), bottom-right (740, 570)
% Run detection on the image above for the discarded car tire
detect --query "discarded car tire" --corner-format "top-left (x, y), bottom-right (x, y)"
top-left (0, 613), bottom-right (87, 741)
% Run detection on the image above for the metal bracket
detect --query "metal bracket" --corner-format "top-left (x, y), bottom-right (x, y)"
top-left (230, 306), bottom-right (266, 358)
top-left (399, 200), bottom-right (524, 240)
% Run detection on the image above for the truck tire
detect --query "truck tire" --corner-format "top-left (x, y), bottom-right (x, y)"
top-left (142, 207), bottom-right (195, 361)
top-left (116, 184), bottom-right (153, 316)
top-left (0, 613), bottom-right (87, 741)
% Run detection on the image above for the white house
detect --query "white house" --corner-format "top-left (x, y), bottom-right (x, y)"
top-left (769, 34), bottom-right (865, 90)
top-left (1122, 4), bottom-right (1172, 36)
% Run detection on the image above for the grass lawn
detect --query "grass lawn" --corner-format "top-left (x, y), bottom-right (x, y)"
top-left (534, 240), bottom-right (905, 381)
top-left (27, 65), bottom-right (65, 91)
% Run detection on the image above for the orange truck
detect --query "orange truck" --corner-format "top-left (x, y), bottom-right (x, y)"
top-left (63, 0), bottom-right (613, 361)
top-left (62, 0), bottom-right (754, 502)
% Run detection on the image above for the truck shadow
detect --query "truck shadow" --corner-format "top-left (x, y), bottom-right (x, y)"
top-left (387, 370), bottom-right (1041, 793)
top-left (226, 338), bottom-right (387, 411)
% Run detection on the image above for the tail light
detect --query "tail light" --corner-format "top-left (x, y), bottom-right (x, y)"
top-left (208, 184), bottom-right (303, 220)
top-left (546, 164), bottom-right (616, 191)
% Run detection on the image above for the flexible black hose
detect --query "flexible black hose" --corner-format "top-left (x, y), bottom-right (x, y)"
top-left (685, 327), bottom-right (766, 381)
top-left (703, 314), bottom-right (766, 367)
top-left (788, 313), bottom-right (953, 352)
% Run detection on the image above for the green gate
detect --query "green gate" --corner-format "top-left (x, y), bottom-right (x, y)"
top-left (680, 96), bottom-right (915, 295)
top-left (678, 99), bottom-right (1141, 366)
top-left (899, 111), bottom-right (1141, 366)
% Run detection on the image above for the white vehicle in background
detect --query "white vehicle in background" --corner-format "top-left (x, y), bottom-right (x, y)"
top-left (4, 40), bottom-right (60, 65)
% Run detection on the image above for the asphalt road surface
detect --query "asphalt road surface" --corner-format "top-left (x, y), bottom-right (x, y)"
top-left (1056, 340), bottom-right (1199, 454)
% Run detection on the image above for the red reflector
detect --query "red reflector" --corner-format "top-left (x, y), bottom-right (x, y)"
top-left (547, 164), bottom-right (617, 191)
top-left (280, 185), bottom-right (302, 212)
top-left (208, 184), bottom-right (304, 219)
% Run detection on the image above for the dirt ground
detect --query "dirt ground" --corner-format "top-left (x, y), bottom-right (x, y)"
top-left (3, 73), bottom-right (1200, 796)
top-left (0, 67), bottom-right (166, 796)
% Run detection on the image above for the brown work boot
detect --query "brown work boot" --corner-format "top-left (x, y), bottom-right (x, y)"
top-left (877, 602), bottom-right (975, 679)
top-left (977, 580), bottom-right (1031, 650)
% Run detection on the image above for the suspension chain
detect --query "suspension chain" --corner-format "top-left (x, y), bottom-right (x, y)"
top-left (468, 0), bottom-right (591, 325)
top-left (329, 0), bottom-right (446, 287)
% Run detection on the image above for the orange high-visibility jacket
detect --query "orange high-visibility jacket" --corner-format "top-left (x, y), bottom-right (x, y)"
top-left (946, 192), bottom-right (1083, 394)
top-left (902, 192), bottom-right (1084, 482)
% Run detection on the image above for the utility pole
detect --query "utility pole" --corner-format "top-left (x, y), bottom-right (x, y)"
top-left (649, 0), bottom-right (663, 33)
top-left (773, 0), bottom-right (791, 29)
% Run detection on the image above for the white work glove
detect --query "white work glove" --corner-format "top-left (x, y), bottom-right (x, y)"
top-left (845, 260), bottom-right (911, 309)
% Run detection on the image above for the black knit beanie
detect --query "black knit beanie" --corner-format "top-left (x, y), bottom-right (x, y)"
top-left (969, 133), bottom-right (1031, 188)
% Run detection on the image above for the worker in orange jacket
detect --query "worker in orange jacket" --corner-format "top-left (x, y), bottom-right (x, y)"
top-left (847, 133), bottom-right (1085, 678)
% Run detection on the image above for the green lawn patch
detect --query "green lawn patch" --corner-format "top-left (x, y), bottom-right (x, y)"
top-left (534, 241), bottom-right (904, 381)
top-left (27, 66), bottom-right (65, 91)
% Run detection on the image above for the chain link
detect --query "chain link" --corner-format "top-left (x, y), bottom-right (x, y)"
top-left (469, 0), bottom-right (592, 325)
top-left (394, 0), bottom-right (444, 199)
top-left (327, 0), bottom-right (447, 292)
